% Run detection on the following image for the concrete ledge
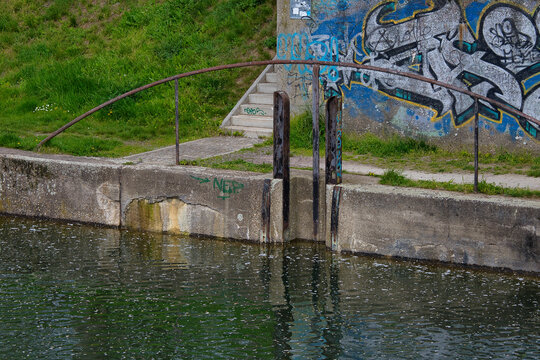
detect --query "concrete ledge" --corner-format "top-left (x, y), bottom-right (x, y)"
top-left (0, 154), bottom-right (121, 226)
top-left (1, 151), bottom-right (538, 273)
top-left (0, 152), bottom-right (285, 242)
top-left (326, 184), bottom-right (540, 273)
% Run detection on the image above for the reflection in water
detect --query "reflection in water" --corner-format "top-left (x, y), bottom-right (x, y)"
top-left (0, 216), bottom-right (539, 359)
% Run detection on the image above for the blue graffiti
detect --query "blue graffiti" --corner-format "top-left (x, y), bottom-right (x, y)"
top-left (277, 32), bottom-right (339, 75)
top-left (279, 0), bottom-right (540, 143)
top-left (380, 0), bottom-right (434, 22)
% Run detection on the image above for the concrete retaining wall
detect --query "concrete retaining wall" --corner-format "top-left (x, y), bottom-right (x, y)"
top-left (0, 153), bottom-right (284, 242)
top-left (326, 184), bottom-right (540, 273)
top-left (1, 151), bottom-right (538, 273)
top-left (121, 165), bottom-right (287, 242)
top-left (0, 154), bottom-right (121, 227)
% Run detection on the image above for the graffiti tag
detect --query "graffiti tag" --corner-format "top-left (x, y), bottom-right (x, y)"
top-left (244, 107), bottom-right (267, 116)
top-left (191, 176), bottom-right (244, 200)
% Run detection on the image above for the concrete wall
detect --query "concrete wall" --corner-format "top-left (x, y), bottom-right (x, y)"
top-left (0, 154), bottom-right (121, 227)
top-left (121, 165), bottom-right (267, 241)
top-left (0, 153), bottom-right (285, 243)
top-left (325, 184), bottom-right (540, 273)
top-left (289, 173), bottom-right (327, 241)
top-left (276, 0), bottom-right (540, 152)
top-left (1, 151), bottom-right (538, 273)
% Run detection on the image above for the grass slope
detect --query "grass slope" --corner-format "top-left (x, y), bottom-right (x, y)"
top-left (0, 0), bottom-right (276, 156)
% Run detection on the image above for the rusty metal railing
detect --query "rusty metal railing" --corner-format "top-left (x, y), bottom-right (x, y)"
top-left (37, 59), bottom-right (540, 198)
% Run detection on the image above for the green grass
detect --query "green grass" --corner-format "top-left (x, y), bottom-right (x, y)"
top-left (343, 133), bottom-right (437, 157)
top-left (289, 111), bottom-right (435, 157)
top-left (290, 110), bottom-right (325, 151)
top-left (380, 170), bottom-right (540, 198)
top-left (242, 108), bottom-right (540, 180)
top-left (180, 158), bottom-right (272, 173)
top-left (288, 110), bottom-right (539, 176)
top-left (0, 133), bottom-right (38, 150)
top-left (526, 157), bottom-right (540, 177)
top-left (0, 0), bottom-right (276, 157)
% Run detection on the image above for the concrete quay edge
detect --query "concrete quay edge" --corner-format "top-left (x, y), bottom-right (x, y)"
top-left (0, 150), bottom-right (538, 274)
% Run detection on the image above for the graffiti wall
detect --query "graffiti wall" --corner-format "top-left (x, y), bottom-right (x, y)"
top-left (277, 0), bottom-right (540, 149)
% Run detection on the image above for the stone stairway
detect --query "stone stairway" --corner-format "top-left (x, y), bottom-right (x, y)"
top-left (221, 66), bottom-right (277, 138)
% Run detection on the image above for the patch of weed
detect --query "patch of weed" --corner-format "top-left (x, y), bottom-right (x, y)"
top-left (344, 133), bottom-right (437, 157)
top-left (264, 36), bottom-right (276, 49)
top-left (0, 13), bottom-right (18, 32)
top-left (44, 0), bottom-right (74, 21)
top-left (379, 170), bottom-right (540, 198)
top-left (290, 110), bottom-right (325, 150)
top-left (180, 158), bottom-right (272, 173)
top-left (527, 158), bottom-right (540, 177)
top-left (379, 169), bottom-right (414, 186)
top-left (43, 135), bottom-right (122, 157)
top-left (210, 159), bottom-right (272, 172)
top-left (0, 133), bottom-right (37, 150)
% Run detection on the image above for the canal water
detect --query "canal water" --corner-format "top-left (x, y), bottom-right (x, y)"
top-left (0, 216), bottom-right (538, 359)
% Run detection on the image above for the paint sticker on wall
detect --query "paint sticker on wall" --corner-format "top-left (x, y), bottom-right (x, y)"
top-left (290, 0), bottom-right (311, 19)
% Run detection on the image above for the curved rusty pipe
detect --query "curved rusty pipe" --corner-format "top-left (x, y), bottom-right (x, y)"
top-left (36, 59), bottom-right (540, 150)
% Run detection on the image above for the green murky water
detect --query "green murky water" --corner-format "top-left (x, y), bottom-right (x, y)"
top-left (0, 216), bottom-right (538, 359)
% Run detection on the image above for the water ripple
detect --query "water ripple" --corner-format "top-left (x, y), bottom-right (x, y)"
top-left (0, 216), bottom-right (538, 359)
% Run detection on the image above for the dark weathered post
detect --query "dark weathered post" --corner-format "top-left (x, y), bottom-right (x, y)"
top-left (327, 97), bottom-right (343, 250)
top-left (273, 91), bottom-right (290, 239)
top-left (261, 179), bottom-right (271, 243)
top-left (325, 96), bottom-right (342, 185)
top-left (336, 98), bottom-right (342, 185)
top-left (312, 65), bottom-right (320, 240)
top-left (175, 79), bottom-right (180, 165)
top-left (330, 185), bottom-right (342, 251)
top-left (474, 98), bottom-right (479, 192)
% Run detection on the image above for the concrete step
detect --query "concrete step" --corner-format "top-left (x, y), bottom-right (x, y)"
top-left (266, 72), bottom-right (278, 83)
top-left (248, 93), bottom-right (273, 105)
top-left (240, 104), bottom-right (273, 116)
top-left (231, 115), bottom-right (273, 128)
top-left (222, 125), bottom-right (272, 138)
top-left (257, 83), bottom-right (278, 94)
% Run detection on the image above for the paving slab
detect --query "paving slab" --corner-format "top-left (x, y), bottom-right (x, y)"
top-left (121, 136), bottom-right (262, 165)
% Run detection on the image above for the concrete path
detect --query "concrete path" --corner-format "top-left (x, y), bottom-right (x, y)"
top-left (241, 154), bottom-right (540, 191)
top-left (119, 136), bottom-right (538, 191)
top-left (343, 159), bottom-right (540, 191)
top-left (120, 136), bottom-right (262, 165)
top-left (2, 135), bottom-right (537, 191)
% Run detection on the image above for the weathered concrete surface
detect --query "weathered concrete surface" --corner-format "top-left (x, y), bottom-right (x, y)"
top-left (0, 154), bottom-right (121, 226)
top-left (120, 136), bottom-right (262, 165)
top-left (0, 151), bottom-right (287, 242)
top-left (269, 179), bottom-right (286, 242)
top-left (120, 164), bottom-right (275, 241)
top-left (289, 174), bottom-right (326, 241)
top-left (326, 184), bottom-right (540, 273)
top-left (1, 145), bottom-right (539, 272)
